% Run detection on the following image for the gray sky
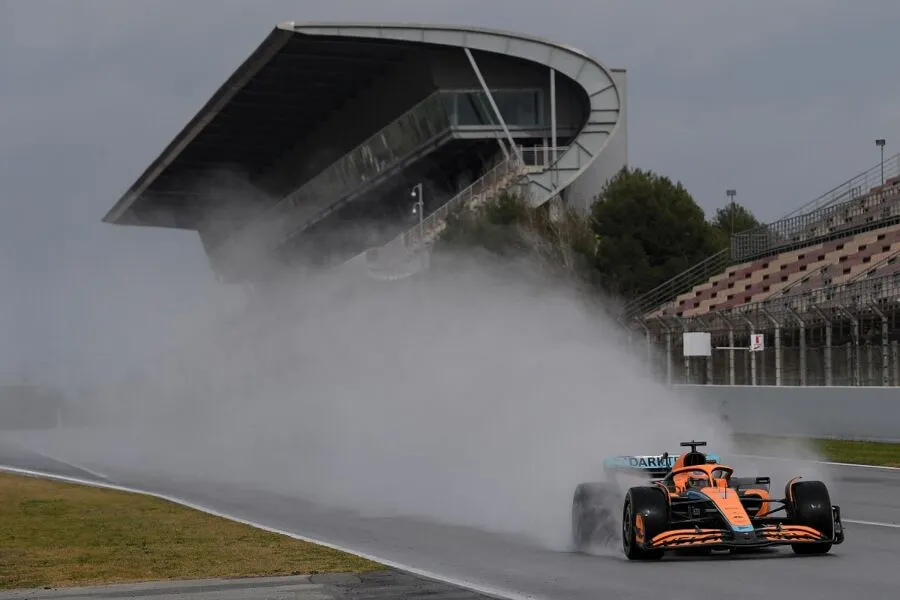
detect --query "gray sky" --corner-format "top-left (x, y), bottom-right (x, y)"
top-left (1, 0), bottom-right (899, 384)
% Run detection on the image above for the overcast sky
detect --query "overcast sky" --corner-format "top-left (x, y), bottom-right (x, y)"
top-left (2, 0), bottom-right (899, 384)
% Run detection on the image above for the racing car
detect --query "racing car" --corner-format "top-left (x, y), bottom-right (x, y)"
top-left (571, 440), bottom-right (844, 560)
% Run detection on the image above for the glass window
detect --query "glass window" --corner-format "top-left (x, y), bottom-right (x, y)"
top-left (455, 92), bottom-right (492, 126)
top-left (449, 90), bottom-right (542, 127)
top-left (493, 90), bottom-right (540, 126)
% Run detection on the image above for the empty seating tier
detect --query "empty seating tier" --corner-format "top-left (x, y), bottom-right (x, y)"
top-left (651, 221), bottom-right (900, 318)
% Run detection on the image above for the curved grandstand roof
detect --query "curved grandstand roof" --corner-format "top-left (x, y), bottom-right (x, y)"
top-left (103, 21), bottom-right (622, 228)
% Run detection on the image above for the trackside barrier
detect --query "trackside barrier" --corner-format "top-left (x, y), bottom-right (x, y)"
top-left (673, 384), bottom-right (900, 442)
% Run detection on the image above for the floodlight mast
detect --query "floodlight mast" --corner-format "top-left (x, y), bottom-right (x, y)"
top-left (411, 183), bottom-right (426, 271)
top-left (726, 189), bottom-right (736, 235)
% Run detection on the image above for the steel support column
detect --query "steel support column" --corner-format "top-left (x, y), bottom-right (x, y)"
top-left (893, 340), bottom-right (900, 386)
top-left (762, 308), bottom-right (782, 386)
top-left (741, 314), bottom-right (756, 386)
top-left (674, 316), bottom-right (690, 384)
top-left (697, 317), bottom-right (715, 385)
top-left (550, 67), bottom-right (558, 179)
top-left (464, 47), bottom-right (520, 162)
top-left (814, 306), bottom-right (833, 386)
top-left (787, 307), bottom-right (806, 386)
top-left (870, 302), bottom-right (890, 386)
top-left (837, 306), bottom-right (861, 386)
top-left (719, 314), bottom-right (736, 385)
top-left (656, 316), bottom-right (673, 385)
top-left (695, 315), bottom-right (714, 385)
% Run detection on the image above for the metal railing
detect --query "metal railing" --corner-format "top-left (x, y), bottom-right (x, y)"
top-left (731, 152), bottom-right (900, 262)
top-left (644, 259), bottom-right (900, 333)
top-left (621, 248), bottom-right (732, 320)
top-left (782, 150), bottom-right (900, 218)
top-left (516, 145), bottom-right (570, 169)
top-left (625, 152), bottom-right (900, 319)
top-left (634, 264), bottom-right (900, 387)
top-left (357, 154), bottom-right (528, 272)
top-left (209, 90), bottom-right (561, 276)
top-left (847, 246), bottom-right (900, 283)
top-left (211, 90), bottom-right (455, 268)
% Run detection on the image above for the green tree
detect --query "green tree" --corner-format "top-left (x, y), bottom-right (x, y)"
top-left (711, 202), bottom-right (761, 235)
top-left (589, 167), bottom-right (721, 299)
top-left (437, 190), bottom-right (531, 256)
top-left (710, 202), bottom-right (762, 249)
top-left (435, 190), bottom-right (597, 283)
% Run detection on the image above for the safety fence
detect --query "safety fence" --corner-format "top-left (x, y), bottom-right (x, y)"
top-left (629, 266), bottom-right (900, 387)
top-left (731, 152), bottom-right (900, 262)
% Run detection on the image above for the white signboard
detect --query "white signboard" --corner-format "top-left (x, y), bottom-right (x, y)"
top-left (750, 333), bottom-right (765, 352)
top-left (683, 332), bottom-right (712, 357)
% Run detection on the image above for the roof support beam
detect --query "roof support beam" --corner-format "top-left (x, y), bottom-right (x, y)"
top-left (463, 47), bottom-right (520, 163)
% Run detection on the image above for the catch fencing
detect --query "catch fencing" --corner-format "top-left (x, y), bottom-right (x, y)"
top-left (630, 267), bottom-right (900, 387)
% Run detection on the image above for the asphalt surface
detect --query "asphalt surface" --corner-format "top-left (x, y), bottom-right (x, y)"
top-left (3, 432), bottom-right (900, 600)
top-left (0, 572), bottom-right (496, 600)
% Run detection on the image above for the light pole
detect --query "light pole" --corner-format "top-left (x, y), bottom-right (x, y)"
top-left (410, 183), bottom-right (425, 270)
top-left (876, 139), bottom-right (886, 186)
top-left (726, 189), bottom-right (736, 235)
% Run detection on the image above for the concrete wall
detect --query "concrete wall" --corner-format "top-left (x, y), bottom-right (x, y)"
top-left (674, 384), bottom-right (900, 443)
top-left (564, 68), bottom-right (628, 215)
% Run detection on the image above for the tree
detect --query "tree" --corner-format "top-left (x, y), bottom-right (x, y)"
top-left (711, 202), bottom-right (761, 235)
top-left (435, 190), bottom-right (598, 283)
top-left (710, 202), bottom-right (762, 249)
top-left (589, 167), bottom-right (721, 300)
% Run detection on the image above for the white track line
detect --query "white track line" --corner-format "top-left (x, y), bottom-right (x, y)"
top-left (732, 455), bottom-right (900, 527)
top-left (0, 439), bottom-right (110, 480)
top-left (734, 453), bottom-right (900, 472)
top-left (844, 519), bottom-right (900, 529)
top-left (0, 465), bottom-right (542, 600)
top-left (34, 453), bottom-right (109, 480)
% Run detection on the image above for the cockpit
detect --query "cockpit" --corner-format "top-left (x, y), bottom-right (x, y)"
top-left (682, 450), bottom-right (708, 467)
top-left (676, 469), bottom-right (710, 490)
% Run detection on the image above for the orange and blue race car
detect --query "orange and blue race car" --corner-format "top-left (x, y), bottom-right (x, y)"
top-left (571, 440), bottom-right (844, 560)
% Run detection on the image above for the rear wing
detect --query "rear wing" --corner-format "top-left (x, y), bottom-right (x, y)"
top-left (603, 452), bottom-right (721, 479)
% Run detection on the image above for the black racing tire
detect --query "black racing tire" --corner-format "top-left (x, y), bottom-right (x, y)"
top-left (622, 487), bottom-right (667, 561)
top-left (786, 480), bottom-right (834, 555)
top-left (572, 482), bottom-right (619, 552)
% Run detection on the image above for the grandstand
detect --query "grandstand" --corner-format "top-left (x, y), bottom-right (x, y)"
top-left (102, 22), bottom-right (627, 288)
top-left (626, 152), bottom-right (900, 388)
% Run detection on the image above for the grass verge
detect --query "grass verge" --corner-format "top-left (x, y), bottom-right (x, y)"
top-left (0, 472), bottom-right (383, 590)
top-left (733, 434), bottom-right (900, 468)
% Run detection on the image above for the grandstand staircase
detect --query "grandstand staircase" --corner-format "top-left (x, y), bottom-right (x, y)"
top-left (621, 248), bottom-right (732, 321)
top-left (518, 144), bottom-right (588, 206)
top-left (338, 154), bottom-right (528, 281)
top-left (210, 90), bottom-right (456, 277)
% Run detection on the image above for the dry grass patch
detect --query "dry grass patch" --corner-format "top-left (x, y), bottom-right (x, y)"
top-left (0, 472), bottom-right (382, 590)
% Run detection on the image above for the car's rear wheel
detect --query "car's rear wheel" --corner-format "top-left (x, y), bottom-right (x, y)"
top-left (786, 480), bottom-right (834, 555)
top-left (572, 482), bottom-right (618, 551)
top-left (622, 487), bottom-right (667, 561)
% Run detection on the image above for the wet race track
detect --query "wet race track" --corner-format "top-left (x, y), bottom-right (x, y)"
top-left (2, 435), bottom-right (900, 600)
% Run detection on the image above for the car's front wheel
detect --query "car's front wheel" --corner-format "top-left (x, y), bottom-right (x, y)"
top-left (786, 480), bottom-right (834, 555)
top-left (622, 487), bottom-right (667, 561)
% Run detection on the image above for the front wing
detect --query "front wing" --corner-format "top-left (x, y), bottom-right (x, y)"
top-left (642, 508), bottom-right (845, 551)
